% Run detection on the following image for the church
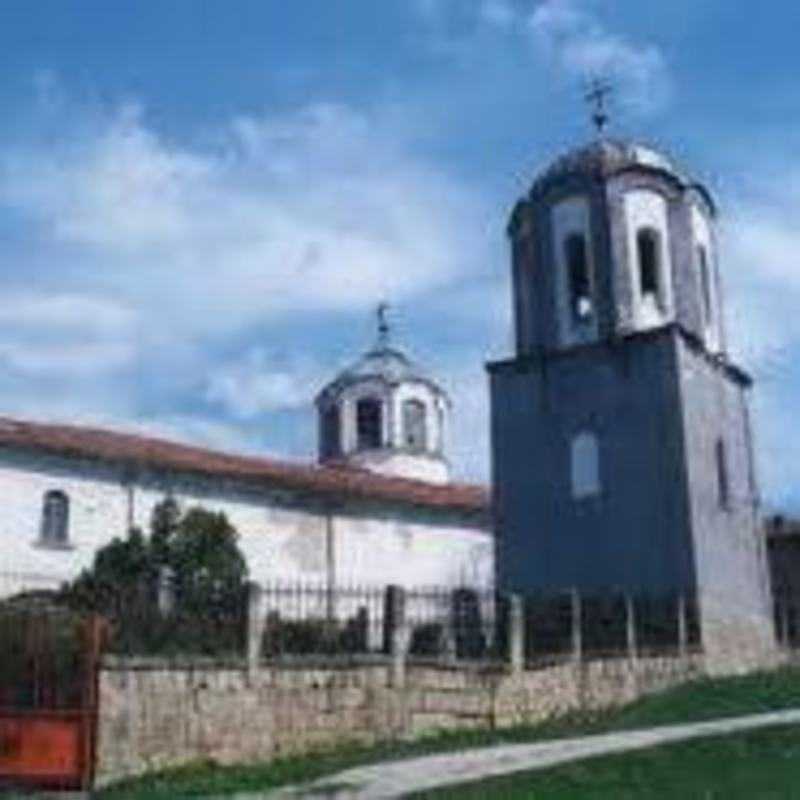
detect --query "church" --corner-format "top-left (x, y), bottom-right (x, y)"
top-left (0, 105), bottom-right (779, 667)
top-left (0, 319), bottom-right (493, 599)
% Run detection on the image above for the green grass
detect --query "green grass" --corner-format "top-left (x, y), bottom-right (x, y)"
top-left (96, 667), bottom-right (800, 799)
top-left (413, 724), bottom-right (800, 798)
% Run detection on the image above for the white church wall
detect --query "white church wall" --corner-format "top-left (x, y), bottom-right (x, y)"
top-left (0, 448), bottom-right (492, 604)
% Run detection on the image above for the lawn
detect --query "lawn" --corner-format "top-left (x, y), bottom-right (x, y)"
top-left (95, 666), bottom-right (800, 799)
top-left (413, 724), bottom-right (800, 799)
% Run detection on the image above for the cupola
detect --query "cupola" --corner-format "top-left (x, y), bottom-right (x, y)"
top-left (315, 306), bottom-right (451, 484)
top-left (509, 135), bottom-right (725, 358)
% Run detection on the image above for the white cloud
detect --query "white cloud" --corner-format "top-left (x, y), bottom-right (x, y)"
top-left (205, 348), bottom-right (324, 418)
top-left (1, 98), bottom-right (485, 337)
top-left (527, 0), bottom-right (670, 113)
top-left (0, 293), bottom-right (138, 376)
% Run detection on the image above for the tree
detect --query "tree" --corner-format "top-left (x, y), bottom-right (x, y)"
top-left (63, 498), bottom-right (249, 655)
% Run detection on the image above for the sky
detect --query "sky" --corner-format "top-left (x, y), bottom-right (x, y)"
top-left (0, 1), bottom-right (799, 509)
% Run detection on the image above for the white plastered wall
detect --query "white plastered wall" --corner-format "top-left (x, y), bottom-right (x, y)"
top-left (623, 188), bottom-right (675, 329)
top-left (0, 450), bottom-right (490, 600)
top-left (691, 204), bottom-right (722, 354)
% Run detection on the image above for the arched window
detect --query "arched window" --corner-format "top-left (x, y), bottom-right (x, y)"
top-left (571, 432), bottom-right (600, 499)
top-left (320, 405), bottom-right (340, 459)
top-left (716, 439), bottom-right (730, 509)
top-left (698, 245), bottom-right (713, 325)
top-left (40, 490), bottom-right (69, 545)
top-left (356, 397), bottom-right (383, 450)
top-left (565, 233), bottom-right (593, 323)
top-left (637, 227), bottom-right (661, 302)
top-left (403, 399), bottom-right (427, 452)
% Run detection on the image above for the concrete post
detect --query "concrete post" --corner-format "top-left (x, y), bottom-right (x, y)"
top-left (625, 594), bottom-right (637, 661)
top-left (571, 588), bottom-right (583, 663)
top-left (509, 594), bottom-right (524, 675)
top-left (246, 581), bottom-right (265, 681)
top-left (386, 585), bottom-right (408, 688)
top-left (677, 593), bottom-right (688, 658)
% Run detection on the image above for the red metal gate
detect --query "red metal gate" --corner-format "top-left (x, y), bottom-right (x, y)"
top-left (0, 601), bottom-right (104, 791)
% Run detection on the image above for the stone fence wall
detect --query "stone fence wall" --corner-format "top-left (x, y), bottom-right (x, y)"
top-left (96, 652), bottom-right (704, 787)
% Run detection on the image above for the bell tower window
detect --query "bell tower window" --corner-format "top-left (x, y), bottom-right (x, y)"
top-left (320, 405), bottom-right (340, 459)
top-left (356, 397), bottom-right (383, 450)
top-left (698, 245), bottom-right (713, 325)
top-left (637, 228), bottom-right (661, 303)
top-left (565, 233), bottom-right (593, 323)
top-left (403, 399), bottom-right (427, 452)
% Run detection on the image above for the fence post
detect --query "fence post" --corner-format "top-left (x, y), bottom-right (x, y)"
top-left (509, 594), bottom-right (524, 675)
top-left (571, 588), bottom-right (583, 663)
top-left (677, 593), bottom-right (688, 658)
top-left (386, 585), bottom-right (408, 689)
top-left (247, 581), bottom-right (265, 681)
top-left (625, 593), bottom-right (637, 661)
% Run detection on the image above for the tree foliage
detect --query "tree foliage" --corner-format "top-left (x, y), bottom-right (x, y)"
top-left (63, 498), bottom-right (249, 655)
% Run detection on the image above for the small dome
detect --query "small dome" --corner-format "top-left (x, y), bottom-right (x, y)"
top-left (319, 342), bottom-right (445, 401)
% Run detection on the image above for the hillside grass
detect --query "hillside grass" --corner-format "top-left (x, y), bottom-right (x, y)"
top-left (95, 666), bottom-right (800, 799)
top-left (414, 724), bottom-right (800, 799)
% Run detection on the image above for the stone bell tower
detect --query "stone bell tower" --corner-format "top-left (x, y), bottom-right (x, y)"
top-left (316, 306), bottom-right (451, 484)
top-left (488, 117), bottom-right (776, 668)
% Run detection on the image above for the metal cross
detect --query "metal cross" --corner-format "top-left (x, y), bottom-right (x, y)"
top-left (585, 77), bottom-right (613, 135)
top-left (376, 301), bottom-right (390, 346)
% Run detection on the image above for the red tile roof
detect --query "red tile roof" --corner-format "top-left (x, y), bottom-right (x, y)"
top-left (0, 417), bottom-right (490, 517)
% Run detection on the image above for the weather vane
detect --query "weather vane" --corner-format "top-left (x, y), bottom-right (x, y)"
top-left (376, 301), bottom-right (391, 347)
top-left (585, 77), bottom-right (613, 135)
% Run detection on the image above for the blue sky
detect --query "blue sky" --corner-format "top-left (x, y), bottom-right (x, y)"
top-left (0, 1), bottom-right (798, 508)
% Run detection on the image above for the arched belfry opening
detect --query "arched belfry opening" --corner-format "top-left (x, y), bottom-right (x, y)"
top-left (315, 306), bottom-right (451, 484)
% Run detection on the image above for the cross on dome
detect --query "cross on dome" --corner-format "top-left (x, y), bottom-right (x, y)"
top-left (584, 77), bottom-right (613, 135)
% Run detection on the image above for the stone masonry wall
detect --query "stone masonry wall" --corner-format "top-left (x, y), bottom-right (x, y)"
top-left (96, 654), bottom-right (704, 787)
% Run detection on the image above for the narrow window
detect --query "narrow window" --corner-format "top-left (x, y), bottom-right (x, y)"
top-left (321, 405), bottom-right (340, 459)
top-left (565, 233), bottom-right (593, 323)
top-left (403, 399), bottom-right (427, 452)
top-left (571, 432), bottom-right (600, 499)
top-left (356, 397), bottom-right (382, 450)
top-left (716, 439), bottom-right (730, 509)
top-left (637, 228), bottom-right (660, 301)
top-left (40, 490), bottom-right (69, 545)
top-left (698, 245), bottom-right (712, 325)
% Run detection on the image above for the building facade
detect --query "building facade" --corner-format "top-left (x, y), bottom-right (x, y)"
top-left (488, 138), bottom-right (775, 666)
top-left (0, 332), bottom-right (492, 600)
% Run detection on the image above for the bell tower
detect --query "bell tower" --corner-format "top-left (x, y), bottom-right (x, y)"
top-left (489, 122), bottom-right (776, 668)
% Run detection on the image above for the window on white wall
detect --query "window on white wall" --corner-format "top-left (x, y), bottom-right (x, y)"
top-left (571, 432), bottom-right (600, 499)
top-left (356, 397), bottom-right (383, 450)
top-left (637, 227), bottom-right (661, 305)
top-left (40, 490), bottom-right (70, 546)
top-left (403, 399), bottom-right (427, 452)
top-left (565, 233), bottom-right (593, 324)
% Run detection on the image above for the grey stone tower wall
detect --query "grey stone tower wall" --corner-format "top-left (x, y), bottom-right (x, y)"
top-left (675, 337), bottom-right (774, 663)
top-left (490, 327), bottom-right (696, 595)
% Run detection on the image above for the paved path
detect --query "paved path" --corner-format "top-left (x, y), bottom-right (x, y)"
top-left (238, 708), bottom-right (800, 799)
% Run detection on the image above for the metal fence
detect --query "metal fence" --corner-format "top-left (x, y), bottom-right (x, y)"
top-left (0, 571), bottom-right (704, 664)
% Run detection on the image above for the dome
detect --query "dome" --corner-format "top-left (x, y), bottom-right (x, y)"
top-left (531, 137), bottom-right (713, 200)
top-left (315, 313), bottom-right (451, 484)
top-left (319, 342), bottom-right (445, 401)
